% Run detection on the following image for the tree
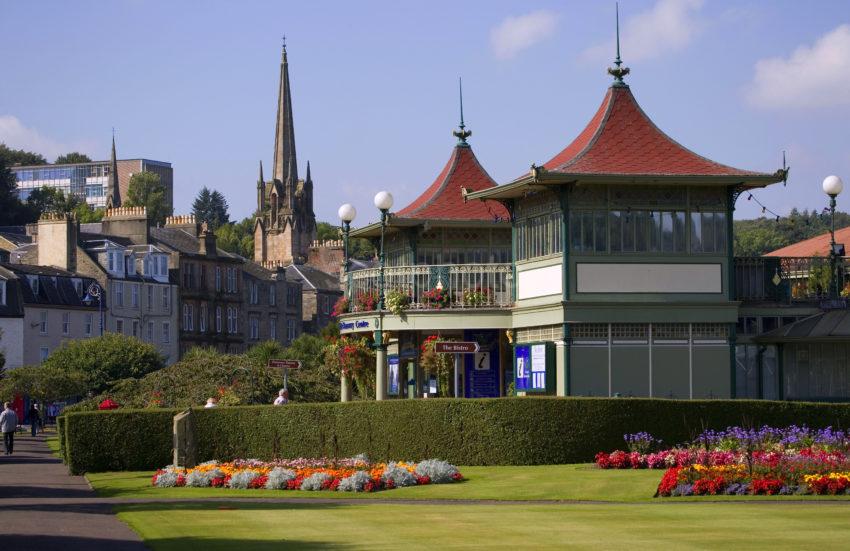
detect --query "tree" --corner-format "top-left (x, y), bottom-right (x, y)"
top-left (125, 171), bottom-right (172, 225)
top-left (26, 186), bottom-right (81, 216)
top-left (192, 187), bottom-right (230, 230)
top-left (55, 152), bottom-right (92, 164)
top-left (73, 201), bottom-right (104, 223)
top-left (42, 333), bottom-right (165, 394)
top-left (317, 221), bottom-right (375, 261)
top-left (0, 145), bottom-right (43, 225)
top-left (0, 143), bottom-right (46, 166)
top-left (0, 364), bottom-right (89, 402)
top-left (216, 216), bottom-right (255, 258)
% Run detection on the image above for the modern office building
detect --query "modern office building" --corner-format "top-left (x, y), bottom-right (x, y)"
top-left (10, 138), bottom-right (173, 210)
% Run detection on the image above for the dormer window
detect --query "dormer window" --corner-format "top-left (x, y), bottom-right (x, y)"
top-left (28, 275), bottom-right (39, 296)
top-left (125, 254), bottom-right (135, 276)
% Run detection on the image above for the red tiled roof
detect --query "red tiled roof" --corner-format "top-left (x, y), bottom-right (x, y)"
top-left (543, 85), bottom-right (769, 177)
top-left (765, 227), bottom-right (850, 257)
top-left (396, 145), bottom-right (509, 220)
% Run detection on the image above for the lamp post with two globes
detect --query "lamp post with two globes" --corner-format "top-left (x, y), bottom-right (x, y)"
top-left (823, 175), bottom-right (845, 300)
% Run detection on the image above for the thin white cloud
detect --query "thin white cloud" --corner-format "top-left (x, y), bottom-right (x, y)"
top-left (581, 0), bottom-right (705, 63)
top-left (747, 24), bottom-right (850, 109)
top-left (491, 10), bottom-right (559, 60)
top-left (0, 115), bottom-right (98, 161)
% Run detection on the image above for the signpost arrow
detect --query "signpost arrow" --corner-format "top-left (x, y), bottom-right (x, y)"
top-left (434, 341), bottom-right (479, 354)
top-left (268, 359), bottom-right (302, 392)
top-left (268, 359), bottom-right (302, 370)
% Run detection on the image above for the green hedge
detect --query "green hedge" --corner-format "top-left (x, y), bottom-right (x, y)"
top-left (65, 409), bottom-right (178, 474)
top-left (63, 398), bottom-right (850, 473)
top-left (57, 415), bottom-right (66, 462)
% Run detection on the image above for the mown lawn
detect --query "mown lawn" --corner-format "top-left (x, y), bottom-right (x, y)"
top-left (116, 500), bottom-right (850, 550)
top-left (88, 464), bottom-right (850, 503)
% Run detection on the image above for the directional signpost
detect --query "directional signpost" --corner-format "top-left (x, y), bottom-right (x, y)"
top-left (268, 359), bottom-right (302, 391)
top-left (435, 341), bottom-right (480, 397)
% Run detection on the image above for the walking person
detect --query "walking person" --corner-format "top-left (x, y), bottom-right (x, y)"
top-left (273, 389), bottom-right (289, 405)
top-left (1, 402), bottom-right (18, 455)
top-left (28, 403), bottom-right (40, 436)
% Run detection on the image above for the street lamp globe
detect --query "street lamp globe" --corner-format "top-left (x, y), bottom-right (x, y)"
top-left (338, 203), bottom-right (357, 223)
top-left (823, 175), bottom-right (844, 197)
top-left (373, 191), bottom-right (394, 211)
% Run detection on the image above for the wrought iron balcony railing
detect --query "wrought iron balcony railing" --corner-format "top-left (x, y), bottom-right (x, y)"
top-left (734, 256), bottom-right (848, 303)
top-left (345, 263), bottom-right (513, 312)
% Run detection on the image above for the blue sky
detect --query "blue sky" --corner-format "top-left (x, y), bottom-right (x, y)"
top-left (2, 0), bottom-right (849, 226)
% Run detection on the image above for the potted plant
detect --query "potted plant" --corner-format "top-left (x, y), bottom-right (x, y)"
top-left (354, 290), bottom-right (379, 312)
top-left (462, 286), bottom-right (491, 307)
top-left (420, 335), bottom-right (453, 396)
top-left (385, 289), bottom-right (412, 315)
top-left (422, 287), bottom-right (451, 309)
top-left (332, 296), bottom-right (350, 317)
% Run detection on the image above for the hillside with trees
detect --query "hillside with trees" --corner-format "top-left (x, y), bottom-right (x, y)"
top-left (734, 209), bottom-right (850, 257)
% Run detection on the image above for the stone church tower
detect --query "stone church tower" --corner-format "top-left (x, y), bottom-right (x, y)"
top-left (254, 44), bottom-right (317, 265)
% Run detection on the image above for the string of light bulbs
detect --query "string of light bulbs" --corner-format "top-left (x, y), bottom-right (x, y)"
top-left (744, 192), bottom-right (783, 222)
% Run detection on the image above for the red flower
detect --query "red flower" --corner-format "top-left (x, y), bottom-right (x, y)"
top-left (656, 467), bottom-right (682, 497)
top-left (98, 398), bottom-right (119, 410)
top-left (415, 475), bottom-right (431, 485)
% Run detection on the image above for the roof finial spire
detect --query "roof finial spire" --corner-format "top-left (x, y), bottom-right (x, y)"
top-left (452, 77), bottom-right (472, 146)
top-left (281, 34), bottom-right (287, 62)
top-left (607, 2), bottom-right (630, 86)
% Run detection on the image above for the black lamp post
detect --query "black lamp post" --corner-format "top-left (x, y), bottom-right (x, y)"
top-left (337, 203), bottom-right (357, 277)
top-left (823, 175), bottom-right (844, 299)
top-left (373, 190), bottom-right (394, 401)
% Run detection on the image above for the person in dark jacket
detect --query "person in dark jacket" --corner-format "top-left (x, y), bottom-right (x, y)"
top-left (1, 402), bottom-right (18, 455)
top-left (28, 404), bottom-right (40, 436)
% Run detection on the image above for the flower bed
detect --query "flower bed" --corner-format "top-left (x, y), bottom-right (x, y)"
top-left (152, 456), bottom-right (463, 493)
top-left (594, 426), bottom-right (850, 497)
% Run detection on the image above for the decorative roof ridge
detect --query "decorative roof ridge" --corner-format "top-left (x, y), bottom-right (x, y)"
top-left (396, 146), bottom-right (463, 217)
top-left (546, 85), bottom-right (771, 177)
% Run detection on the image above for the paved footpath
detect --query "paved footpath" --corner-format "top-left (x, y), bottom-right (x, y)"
top-left (0, 433), bottom-right (147, 551)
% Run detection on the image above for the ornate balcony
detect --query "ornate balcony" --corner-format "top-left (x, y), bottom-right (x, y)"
top-left (346, 263), bottom-right (513, 312)
top-left (734, 256), bottom-right (848, 303)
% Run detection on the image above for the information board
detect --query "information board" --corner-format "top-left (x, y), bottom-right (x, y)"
top-left (388, 355), bottom-right (400, 396)
top-left (515, 345), bottom-right (530, 391)
top-left (531, 344), bottom-right (547, 390)
top-left (464, 330), bottom-right (500, 398)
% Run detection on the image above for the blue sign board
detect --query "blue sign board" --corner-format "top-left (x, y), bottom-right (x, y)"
top-left (515, 345), bottom-right (531, 391)
top-left (464, 330), bottom-right (500, 398)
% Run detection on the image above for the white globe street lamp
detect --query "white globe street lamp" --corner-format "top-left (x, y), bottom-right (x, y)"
top-left (338, 203), bottom-right (357, 223)
top-left (373, 191), bottom-right (394, 212)
top-left (823, 175), bottom-right (845, 299)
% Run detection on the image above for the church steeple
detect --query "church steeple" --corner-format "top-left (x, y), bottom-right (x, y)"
top-left (106, 132), bottom-right (120, 208)
top-left (257, 160), bottom-right (265, 214)
top-left (272, 38), bottom-right (297, 184)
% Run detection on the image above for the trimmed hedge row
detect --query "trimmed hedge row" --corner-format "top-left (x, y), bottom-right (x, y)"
top-left (64, 409), bottom-right (178, 474)
top-left (63, 398), bottom-right (850, 474)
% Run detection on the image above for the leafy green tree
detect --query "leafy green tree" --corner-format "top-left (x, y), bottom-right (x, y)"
top-left (215, 216), bottom-right (255, 258)
top-left (278, 335), bottom-right (340, 403)
top-left (0, 143), bottom-right (46, 166)
top-left (55, 152), bottom-right (92, 164)
top-left (73, 201), bottom-right (104, 223)
top-left (0, 364), bottom-right (89, 402)
top-left (26, 186), bottom-right (81, 216)
top-left (0, 149), bottom-right (37, 225)
top-left (317, 221), bottom-right (374, 261)
top-left (192, 187), bottom-right (230, 230)
top-left (42, 333), bottom-right (164, 393)
top-left (125, 171), bottom-right (172, 225)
